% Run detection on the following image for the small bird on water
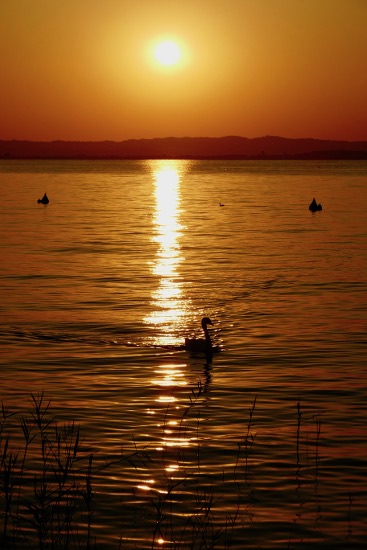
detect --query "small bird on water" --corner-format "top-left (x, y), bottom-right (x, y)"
top-left (309, 197), bottom-right (322, 212)
top-left (37, 193), bottom-right (49, 205)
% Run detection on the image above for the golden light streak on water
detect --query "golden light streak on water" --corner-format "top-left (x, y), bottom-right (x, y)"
top-left (165, 464), bottom-right (179, 473)
top-left (144, 161), bottom-right (191, 345)
top-left (157, 396), bottom-right (176, 403)
top-left (151, 363), bottom-right (188, 388)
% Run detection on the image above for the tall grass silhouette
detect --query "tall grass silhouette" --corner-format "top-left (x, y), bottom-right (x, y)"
top-left (1, 391), bottom-right (328, 549)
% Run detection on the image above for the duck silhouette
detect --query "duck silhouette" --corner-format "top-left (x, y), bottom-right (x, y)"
top-left (185, 317), bottom-right (218, 362)
top-left (309, 197), bottom-right (322, 212)
top-left (37, 193), bottom-right (49, 205)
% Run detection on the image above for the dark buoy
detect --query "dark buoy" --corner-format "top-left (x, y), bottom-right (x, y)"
top-left (309, 197), bottom-right (322, 212)
top-left (37, 193), bottom-right (49, 205)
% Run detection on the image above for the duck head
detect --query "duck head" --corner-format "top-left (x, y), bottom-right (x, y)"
top-left (201, 317), bottom-right (213, 329)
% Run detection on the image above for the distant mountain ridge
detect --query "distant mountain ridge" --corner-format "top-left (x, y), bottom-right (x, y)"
top-left (1, 135), bottom-right (367, 159)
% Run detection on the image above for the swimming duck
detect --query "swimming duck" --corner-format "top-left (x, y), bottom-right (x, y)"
top-left (185, 317), bottom-right (214, 358)
top-left (309, 197), bottom-right (322, 212)
top-left (37, 193), bottom-right (49, 205)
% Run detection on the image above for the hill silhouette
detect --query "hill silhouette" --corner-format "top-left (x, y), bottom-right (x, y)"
top-left (1, 136), bottom-right (367, 159)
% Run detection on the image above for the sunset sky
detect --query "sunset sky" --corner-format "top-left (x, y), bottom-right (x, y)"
top-left (1, 0), bottom-right (367, 142)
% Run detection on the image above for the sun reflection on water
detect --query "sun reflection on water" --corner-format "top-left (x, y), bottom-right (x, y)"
top-left (138, 162), bottom-right (202, 509)
top-left (151, 363), bottom-right (188, 388)
top-left (144, 160), bottom-right (191, 346)
top-left (150, 362), bottom-right (192, 449)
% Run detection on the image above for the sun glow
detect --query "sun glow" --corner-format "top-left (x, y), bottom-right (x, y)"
top-left (154, 40), bottom-right (181, 66)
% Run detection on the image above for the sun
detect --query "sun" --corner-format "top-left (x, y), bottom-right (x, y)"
top-left (154, 40), bottom-right (181, 66)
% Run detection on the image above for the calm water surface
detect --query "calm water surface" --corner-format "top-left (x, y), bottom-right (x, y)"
top-left (0, 160), bottom-right (366, 548)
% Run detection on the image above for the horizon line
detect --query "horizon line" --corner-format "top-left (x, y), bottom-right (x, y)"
top-left (2, 134), bottom-right (367, 144)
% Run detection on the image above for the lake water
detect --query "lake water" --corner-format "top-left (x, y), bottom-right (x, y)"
top-left (0, 159), bottom-right (366, 549)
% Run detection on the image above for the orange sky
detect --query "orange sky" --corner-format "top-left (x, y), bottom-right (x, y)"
top-left (1, 0), bottom-right (367, 142)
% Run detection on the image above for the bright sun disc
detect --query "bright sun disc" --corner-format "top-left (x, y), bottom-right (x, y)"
top-left (154, 40), bottom-right (181, 66)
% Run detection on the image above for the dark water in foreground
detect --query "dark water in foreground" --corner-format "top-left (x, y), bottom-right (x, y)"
top-left (0, 159), bottom-right (366, 548)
